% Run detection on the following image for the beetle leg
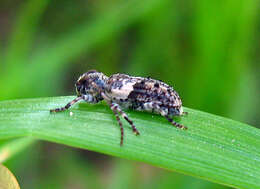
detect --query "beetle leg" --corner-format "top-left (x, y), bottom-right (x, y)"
top-left (164, 114), bottom-right (187, 130)
top-left (183, 112), bottom-right (188, 115)
top-left (111, 103), bottom-right (140, 136)
top-left (82, 94), bottom-right (99, 103)
top-left (50, 96), bottom-right (83, 113)
top-left (110, 104), bottom-right (124, 146)
top-left (151, 102), bottom-right (187, 130)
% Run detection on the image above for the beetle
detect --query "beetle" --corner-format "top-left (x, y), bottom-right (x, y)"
top-left (50, 70), bottom-right (187, 145)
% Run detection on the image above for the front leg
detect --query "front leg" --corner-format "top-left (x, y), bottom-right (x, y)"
top-left (50, 96), bottom-right (83, 113)
top-left (50, 94), bottom-right (97, 113)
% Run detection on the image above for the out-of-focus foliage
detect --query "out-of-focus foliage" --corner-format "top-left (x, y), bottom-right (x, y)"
top-left (0, 0), bottom-right (259, 188)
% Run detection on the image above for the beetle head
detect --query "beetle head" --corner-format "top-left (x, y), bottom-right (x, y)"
top-left (75, 70), bottom-right (108, 99)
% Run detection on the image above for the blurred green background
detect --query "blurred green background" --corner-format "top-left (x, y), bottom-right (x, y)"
top-left (0, 0), bottom-right (259, 188)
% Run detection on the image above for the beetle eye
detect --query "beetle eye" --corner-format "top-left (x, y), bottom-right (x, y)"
top-left (77, 86), bottom-right (81, 93)
top-left (75, 83), bottom-right (81, 94)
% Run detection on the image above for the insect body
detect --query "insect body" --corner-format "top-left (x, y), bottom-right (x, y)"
top-left (50, 70), bottom-right (187, 145)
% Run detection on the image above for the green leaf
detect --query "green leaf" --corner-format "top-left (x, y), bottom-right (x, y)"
top-left (0, 96), bottom-right (259, 189)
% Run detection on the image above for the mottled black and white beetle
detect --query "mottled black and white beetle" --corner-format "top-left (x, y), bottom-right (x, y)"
top-left (50, 70), bottom-right (187, 145)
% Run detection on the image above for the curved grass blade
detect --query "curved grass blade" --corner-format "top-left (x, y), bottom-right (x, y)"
top-left (0, 96), bottom-right (259, 189)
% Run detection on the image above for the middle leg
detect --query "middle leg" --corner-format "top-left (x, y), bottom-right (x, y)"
top-left (111, 103), bottom-right (140, 136)
top-left (110, 104), bottom-right (124, 146)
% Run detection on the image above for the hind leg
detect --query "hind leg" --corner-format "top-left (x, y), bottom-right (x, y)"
top-left (164, 114), bottom-right (187, 130)
top-left (149, 102), bottom-right (187, 130)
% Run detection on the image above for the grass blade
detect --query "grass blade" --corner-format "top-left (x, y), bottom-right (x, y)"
top-left (0, 96), bottom-right (259, 189)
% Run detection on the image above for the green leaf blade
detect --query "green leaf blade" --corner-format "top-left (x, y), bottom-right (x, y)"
top-left (0, 96), bottom-right (259, 189)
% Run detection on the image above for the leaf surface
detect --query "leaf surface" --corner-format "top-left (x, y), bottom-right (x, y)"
top-left (0, 96), bottom-right (259, 189)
